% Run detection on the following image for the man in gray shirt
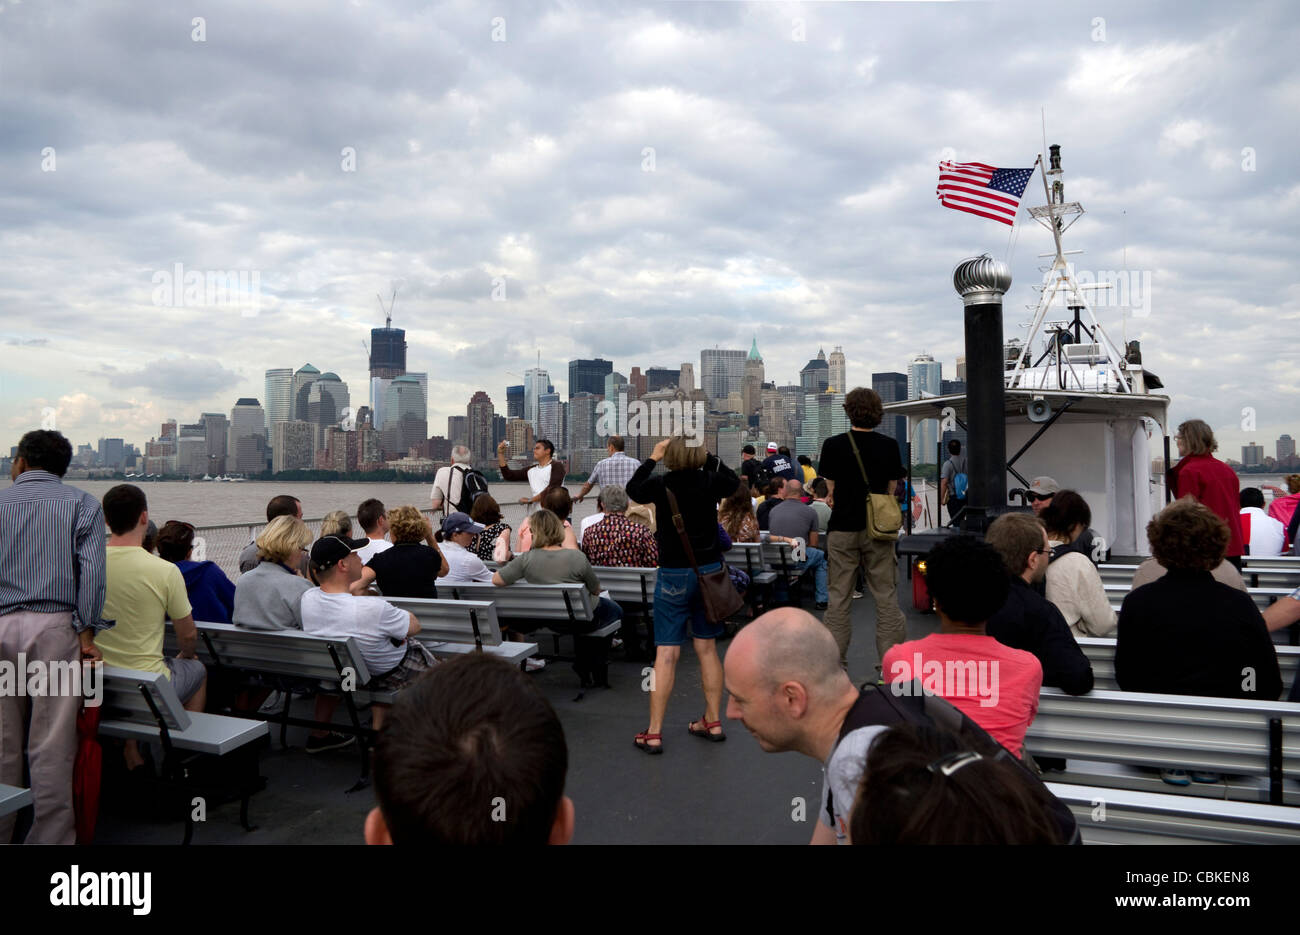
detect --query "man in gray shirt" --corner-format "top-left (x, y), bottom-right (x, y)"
top-left (767, 479), bottom-right (829, 609)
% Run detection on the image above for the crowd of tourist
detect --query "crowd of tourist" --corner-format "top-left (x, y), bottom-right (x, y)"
top-left (3, 404), bottom-right (1298, 846)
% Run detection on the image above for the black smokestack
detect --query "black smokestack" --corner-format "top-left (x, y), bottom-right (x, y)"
top-left (952, 254), bottom-right (1012, 532)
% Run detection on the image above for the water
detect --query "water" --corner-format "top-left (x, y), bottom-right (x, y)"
top-left (0, 479), bottom-right (603, 528)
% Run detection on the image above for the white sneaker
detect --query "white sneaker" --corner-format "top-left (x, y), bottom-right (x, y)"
top-left (525, 658), bottom-right (547, 673)
top-left (258, 690), bottom-right (285, 714)
top-left (852, 591), bottom-right (864, 599)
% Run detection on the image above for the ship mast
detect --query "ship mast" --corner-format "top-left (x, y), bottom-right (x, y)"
top-left (1006, 144), bottom-right (1133, 393)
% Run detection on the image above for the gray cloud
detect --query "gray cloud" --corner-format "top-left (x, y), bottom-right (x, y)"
top-left (0, 0), bottom-right (1296, 456)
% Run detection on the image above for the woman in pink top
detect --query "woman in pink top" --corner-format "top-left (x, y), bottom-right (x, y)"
top-left (517, 486), bottom-right (579, 552)
top-left (1167, 419), bottom-right (1244, 566)
top-left (882, 536), bottom-right (1043, 758)
top-left (1265, 474), bottom-right (1300, 548)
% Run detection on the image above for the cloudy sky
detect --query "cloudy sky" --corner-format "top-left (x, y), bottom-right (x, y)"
top-left (1, 0), bottom-right (1296, 459)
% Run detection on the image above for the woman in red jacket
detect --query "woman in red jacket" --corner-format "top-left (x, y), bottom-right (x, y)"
top-left (1167, 419), bottom-right (1245, 568)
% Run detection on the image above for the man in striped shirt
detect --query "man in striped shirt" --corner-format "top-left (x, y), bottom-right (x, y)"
top-left (574, 436), bottom-right (641, 503)
top-left (0, 430), bottom-right (109, 844)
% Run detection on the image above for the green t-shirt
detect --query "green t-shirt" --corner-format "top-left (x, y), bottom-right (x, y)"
top-left (497, 548), bottom-right (601, 596)
top-left (98, 546), bottom-right (193, 678)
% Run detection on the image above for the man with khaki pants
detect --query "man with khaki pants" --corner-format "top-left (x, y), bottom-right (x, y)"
top-left (0, 430), bottom-right (108, 844)
top-left (815, 389), bottom-right (907, 673)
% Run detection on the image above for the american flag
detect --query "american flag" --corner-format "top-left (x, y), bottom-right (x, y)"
top-left (936, 161), bottom-right (1036, 226)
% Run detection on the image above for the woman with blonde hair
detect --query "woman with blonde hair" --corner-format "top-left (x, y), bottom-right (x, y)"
top-left (352, 506), bottom-right (448, 599)
top-left (319, 510), bottom-right (353, 538)
top-left (234, 516), bottom-right (315, 631)
top-left (1168, 419), bottom-right (1245, 569)
top-left (627, 435), bottom-right (741, 752)
top-left (492, 509), bottom-right (622, 688)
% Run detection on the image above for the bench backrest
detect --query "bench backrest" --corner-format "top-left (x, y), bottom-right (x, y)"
top-left (102, 666), bottom-right (191, 731)
top-left (1046, 782), bottom-right (1300, 845)
top-left (380, 598), bottom-right (502, 646)
top-left (174, 621), bottom-right (373, 685)
top-left (591, 566), bottom-right (657, 605)
top-left (1026, 687), bottom-right (1300, 781)
top-left (438, 582), bottom-right (595, 621)
top-left (723, 541), bottom-right (797, 572)
top-left (1076, 637), bottom-right (1300, 693)
top-left (1100, 581), bottom-right (1289, 612)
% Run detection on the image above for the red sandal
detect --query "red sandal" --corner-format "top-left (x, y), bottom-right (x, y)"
top-left (634, 730), bottom-right (663, 754)
top-left (688, 717), bottom-right (726, 742)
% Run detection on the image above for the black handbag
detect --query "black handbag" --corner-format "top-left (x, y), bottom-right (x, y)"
top-left (665, 488), bottom-right (745, 625)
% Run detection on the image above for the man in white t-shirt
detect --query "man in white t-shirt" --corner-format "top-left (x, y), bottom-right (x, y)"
top-left (498, 439), bottom-right (566, 512)
top-left (1240, 488), bottom-right (1285, 557)
top-left (301, 535), bottom-right (427, 728)
top-left (723, 608), bottom-right (885, 844)
top-left (356, 498), bottom-right (393, 565)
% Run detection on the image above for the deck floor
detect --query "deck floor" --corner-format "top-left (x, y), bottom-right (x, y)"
top-left (94, 566), bottom-right (941, 845)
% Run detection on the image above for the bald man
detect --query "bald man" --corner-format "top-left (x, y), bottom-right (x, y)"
top-left (724, 608), bottom-right (883, 845)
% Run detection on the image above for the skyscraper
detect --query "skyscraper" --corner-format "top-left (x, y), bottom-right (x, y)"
top-left (200, 412), bottom-right (229, 475)
top-left (538, 392), bottom-right (562, 447)
top-left (467, 391), bottom-right (495, 465)
top-left (1242, 443), bottom-right (1264, 467)
top-left (369, 319), bottom-right (407, 381)
top-left (873, 372), bottom-right (909, 463)
top-left (176, 424), bottom-right (208, 477)
top-left (524, 367), bottom-right (550, 429)
top-left (228, 398), bottom-right (267, 474)
top-left (505, 417), bottom-right (534, 455)
top-left (1278, 435), bottom-right (1295, 463)
top-left (629, 366), bottom-right (648, 398)
top-left (307, 372), bottom-right (350, 449)
top-left (506, 385), bottom-right (525, 419)
top-left (908, 354), bottom-right (942, 466)
top-left (272, 421), bottom-right (315, 473)
top-left (292, 364), bottom-right (320, 421)
top-left (828, 346), bottom-right (846, 395)
top-left (799, 349), bottom-right (830, 394)
top-left (700, 349), bottom-right (746, 407)
top-left (447, 415), bottom-right (468, 448)
top-left (568, 391), bottom-right (602, 452)
top-left (797, 392), bottom-right (849, 460)
top-left (646, 367), bottom-right (680, 392)
top-left (264, 368), bottom-right (293, 430)
top-left (568, 358), bottom-right (613, 399)
top-left (383, 375), bottom-right (427, 456)
top-left (678, 362), bottom-right (695, 393)
top-left (742, 336), bottom-right (765, 417)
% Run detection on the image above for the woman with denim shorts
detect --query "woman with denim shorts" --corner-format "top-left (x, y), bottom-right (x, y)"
top-left (627, 436), bottom-right (741, 753)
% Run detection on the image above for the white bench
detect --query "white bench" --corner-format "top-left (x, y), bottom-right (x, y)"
top-left (1075, 636), bottom-right (1300, 693)
top-left (0, 785), bottom-right (32, 819)
top-left (437, 582), bottom-right (615, 641)
top-left (1025, 687), bottom-right (1300, 805)
top-left (101, 666), bottom-right (268, 843)
top-left (167, 622), bottom-right (382, 789)
top-left (1047, 782), bottom-right (1300, 844)
top-left (1101, 581), bottom-right (1291, 614)
top-left (381, 597), bottom-right (537, 664)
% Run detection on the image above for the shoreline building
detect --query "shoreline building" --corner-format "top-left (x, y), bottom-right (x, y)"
top-left (264, 368), bottom-right (293, 431)
top-left (524, 367), bottom-right (550, 430)
top-left (228, 397), bottom-right (267, 475)
top-left (701, 348), bottom-right (746, 411)
top-left (568, 358), bottom-right (613, 399)
top-left (467, 391), bottom-right (495, 466)
top-left (506, 385), bottom-right (525, 420)
top-left (798, 391), bottom-right (849, 461)
top-left (273, 420), bottom-right (314, 473)
top-left (292, 364), bottom-right (320, 423)
top-left (873, 372), bottom-right (908, 463)
top-left (742, 337), bottom-right (764, 421)
top-left (383, 375), bottom-right (427, 457)
top-left (828, 346), bottom-right (846, 395)
top-left (907, 354), bottom-right (942, 467)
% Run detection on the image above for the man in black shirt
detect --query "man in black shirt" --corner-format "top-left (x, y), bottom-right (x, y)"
top-left (984, 513), bottom-right (1093, 695)
top-left (816, 388), bottom-right (907, 671)
top-left (739, 444), bottom-right (766, 492)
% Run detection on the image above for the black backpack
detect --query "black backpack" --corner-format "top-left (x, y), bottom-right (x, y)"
top-left (452, 465), bottom-right (489, 514)
top-left (831, 682), bottom-right (1081, 844)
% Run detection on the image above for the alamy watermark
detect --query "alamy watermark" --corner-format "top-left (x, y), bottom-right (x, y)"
top-left (595, 399), bottom-right (705, 446)
top-left (887, 659), bottom-right (1000, 708)
top-left (152, 263), bottom-right (262, 317)
top-left (1043, 263), bottom-right (1153, 318)
top-left (0, 657), bottom-right (103, 706)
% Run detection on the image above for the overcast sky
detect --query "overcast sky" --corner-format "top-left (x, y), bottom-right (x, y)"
top-left (1, 0), bottom-right (1296, 459)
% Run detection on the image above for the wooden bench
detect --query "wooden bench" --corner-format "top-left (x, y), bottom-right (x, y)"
top-left (0, 784), bottom-right (32, 819)
top-left (1025, 687), bottom-right (1300, 805)
top-left (381, 597), bottom-right (537, 664)
top-left (1047, 782), bottom-right (1300, 844)
top-left (100, 666), bottom-right (268, 843)
top-left (1075, 636), bottom-right (1300, 693)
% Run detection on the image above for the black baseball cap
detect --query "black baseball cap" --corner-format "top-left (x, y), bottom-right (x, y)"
top-left (742, 444), bottom-right (756, 455)
top-left (310, 534), bottom-right (370, 572)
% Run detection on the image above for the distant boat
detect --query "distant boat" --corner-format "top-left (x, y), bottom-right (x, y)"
top-left (202, 474), bottom-right (214, 481)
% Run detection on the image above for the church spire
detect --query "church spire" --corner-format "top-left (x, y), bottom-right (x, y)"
top-left (748, 334), bottom-right (762, 361)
